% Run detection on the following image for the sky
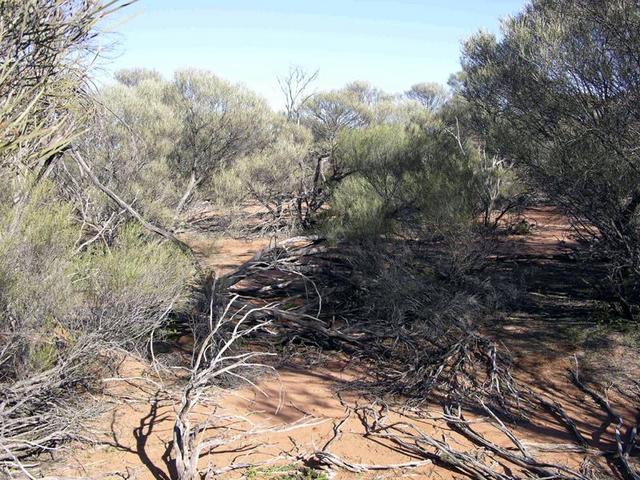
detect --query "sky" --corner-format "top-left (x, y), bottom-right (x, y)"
top-left (100, 0), bottom-right (525, 108)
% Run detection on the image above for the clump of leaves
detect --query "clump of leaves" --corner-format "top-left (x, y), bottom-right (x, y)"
top-left (245, 464), bottom-right (329, 480)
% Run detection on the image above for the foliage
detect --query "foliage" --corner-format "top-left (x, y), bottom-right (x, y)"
top-left (461, 0), bottom-right (640, 316)
top-left (0, 181), bottom-right (193, 465)
top-left (405, 82), bottom-right (449, 112)
top-left (325, 125), bottom-right (421, 239)
top-left (0, 194), bottom-right (193, 473)
top-left (114, 67), bottom-right (164, 87)
top-left (167, 69), bottom-right (277, 213)
top-left (0, 183), bottom-right (78, 378)
top-left (0, 0), bottom-right (115, 180)
top-left (82, 66), bottom-right (517, 239)
top-left (301, 87), bottom-right (372, 150)
top-left (77, 68), bottom-right (281, 226)
top-left (77, 222), bottom-right (193, 347)
top-left (0, 0), bottom-right (197, 470)
top-left (7, 0), bottom-right (639, 474)
top-left (77, 73), bottom-right (183, 225)
top-left (245, 464), bottom-right (329, 480)
top-left (324, 118), bottom-right (487, 240)
top-left (213, 122), bottom-right (313, 230)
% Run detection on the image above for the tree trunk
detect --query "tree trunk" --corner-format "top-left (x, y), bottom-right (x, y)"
top-left (176, 170), bottom-right (200, 215)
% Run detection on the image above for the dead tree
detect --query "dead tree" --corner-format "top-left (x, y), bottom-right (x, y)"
top-left (172, 294), bottom-right (276, 480)
top-left (278, 65), bottom-right (319, 123)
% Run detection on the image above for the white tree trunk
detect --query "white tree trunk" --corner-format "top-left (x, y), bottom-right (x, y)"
top-left (176, 171), bottom-right (200, 215)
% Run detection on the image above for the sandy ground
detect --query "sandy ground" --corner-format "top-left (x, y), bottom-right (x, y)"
top-left (41, 207), bottom-right (638, 479)
top-left (178, 232), bottom-right (273, 275)
top-left (45, 358), bottom-right (601, 480)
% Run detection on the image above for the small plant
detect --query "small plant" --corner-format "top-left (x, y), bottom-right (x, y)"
top-left (245, 464), bottom-right (329, 480)
top-left (27, 342), bottom-right (58, 372)
top-left (509, 218), bottom-right (532, 236)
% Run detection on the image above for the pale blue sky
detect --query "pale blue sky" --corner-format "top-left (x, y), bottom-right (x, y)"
top-left (101, 0), bottom-right (525, 108)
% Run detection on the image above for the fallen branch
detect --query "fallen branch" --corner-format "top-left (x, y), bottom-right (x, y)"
top-left (311, 451), bottom-right (431, 474)
top-left (570, 359), bottom-right (639, 480)
top-left (72, 149), bottom-right (193, 254)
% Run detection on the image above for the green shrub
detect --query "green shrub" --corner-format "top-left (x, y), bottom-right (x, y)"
top-left (1, 181), bottom-right (194, 376)
top-left (0, 183), bottom-right (79, 377)
top-left (323, 122), bottom-right (480, 241)
top-left (461, 0), bottom-right (640, 315)
top-left (76, 222), bottom-right (193, 346)
top-left (213, 126), bottom-right (311, 210)
top-left (0, 182), bottom-right (194, 466)
top-left (325, 175), bottom-right (389, 240)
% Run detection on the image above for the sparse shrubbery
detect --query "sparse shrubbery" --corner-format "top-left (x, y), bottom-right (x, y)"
top-left (4, 0), bottom-right (639, 477)
top-left (0, 183), bottom-right (78, 380)
top-left (322, 111), bottom-right (513, 242)
top-left (212, 122), bottom-right (314, 231)
top-left (90, 60), bottom-right (518, 241)
top-left (0, 188), bottom-right (192, 364)
top-left (325, 124), bottom-right (422, 239)
top-left (77, 67), bottom-right (282, 228)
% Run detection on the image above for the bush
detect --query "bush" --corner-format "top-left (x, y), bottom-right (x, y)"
top-left (167, 69), bottom-right (278, 214)
top-left (0, 183), bottom-right (79, 380)
top-left (323, 120), bottom-right (483, 241)
top-left (77, 74), bottom-right (184, 226)
top-left (0, 183), bottom-right (194, 465)
top-left (0, 0), bottom-right (197, 470)
top-left (322, 124), bottom-right (414, 237)
top-left (461, 0), bottom-right (640, 316)
top-left (77, 222), bottom-right (193, 348)
top-left (212, 123), bottom-right (312, 229)
top-left (326, 175), bottom-right (390, 240)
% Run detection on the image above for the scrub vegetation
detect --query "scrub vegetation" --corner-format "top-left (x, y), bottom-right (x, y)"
top-left (1, 1), bottom-right (639, 479)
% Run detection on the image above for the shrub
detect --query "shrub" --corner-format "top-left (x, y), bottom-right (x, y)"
top-left (324, 125), bottom-right (417, 238)
top-left (77, 74), bottom-right (183, 226)
top-left (324, 121), bottom-right (482, 241)
top-left (461, 0), bottom-right (640, 316)
top-left (167, 69), bottom-right (278, 214)
top-left (0, 183), bottom-right (79, 380)
top-left (0, 183), bottom-right (194, 465)
top-left (0, 0), bottom-right (197, 470)
top-left (76, 222), bottom-right (193, 348)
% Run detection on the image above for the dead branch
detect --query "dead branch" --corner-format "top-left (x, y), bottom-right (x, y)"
top-left (172, 294), bottom-right (276, 480)
top-left (538, 396), bottom-right (591, 448)
top-left (570, 359), bottom-right (640, 480)
top-left (311, 451), bottom-right (432, 473)
top-left (443, 403), bottom-right (592, 480)
top-left (71, 149), bottom-right (193, 254)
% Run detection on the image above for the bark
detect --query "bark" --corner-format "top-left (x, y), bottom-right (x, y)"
top-left (176, 170), bottom-right (201, 216)
top-left (72, 150), bottom-right (194, 254)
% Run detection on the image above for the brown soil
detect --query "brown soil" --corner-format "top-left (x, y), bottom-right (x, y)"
top-left (42, 206), bottom-right (638, 479)
top-left (44, 359), bottom-right (593, 480)
top-left (178, 232), bottom-right (272, 275)
top-left (497, 205), bottom-right (577, 257)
